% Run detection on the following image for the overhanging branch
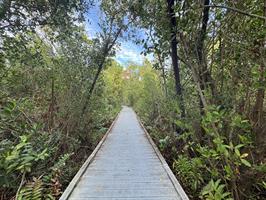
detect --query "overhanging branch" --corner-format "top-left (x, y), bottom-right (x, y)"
top-left (205, 4), bottom-right (266, 21)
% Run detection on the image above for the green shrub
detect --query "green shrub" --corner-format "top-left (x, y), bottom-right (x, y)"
top-left (200, 179), bottom-right (233, 200)
top-left (173, 155), bottom-right (205, 193)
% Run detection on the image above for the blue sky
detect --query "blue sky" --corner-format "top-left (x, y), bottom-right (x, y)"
top-left (84, 3), bottom-right (152, 66)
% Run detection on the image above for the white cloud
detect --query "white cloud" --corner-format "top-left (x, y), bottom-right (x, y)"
top-left (114, 42), bottom-right (153, 66)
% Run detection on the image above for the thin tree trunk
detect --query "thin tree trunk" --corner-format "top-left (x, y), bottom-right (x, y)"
top-left (47, 71), bottom-right (56, 131)
top-left (148, 29), bottom-right (168, 96)
top-left (252, 0), bottom-right (266, 141)
top-left (166, 0), bottom-right (185, 118)
top-left (157, 52), bottom-right (168, 96)
top-left (196, 0), bottom-right (216, 96)
top-left (50, 76), bottom-right (55, 129)
top-left (81, 27), bottom-right (123, 116)
top-left (15, 172), bottom-right (26, 200)
top-left (195, 0), bottom-right (214, 142)
top-left (253, 65), bottom-right (265, 127)
top-left (81, 53), bottom-right (107, 115)
top-left (196, 0), bottom-right (210, 70)
top-left (219, 35), bottom-right (225, 94)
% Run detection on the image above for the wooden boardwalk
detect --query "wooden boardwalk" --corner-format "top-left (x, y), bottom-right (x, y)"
top-left (60, 106), bottom-right (189, 200)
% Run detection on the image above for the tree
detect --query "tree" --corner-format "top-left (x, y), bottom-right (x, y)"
top-left (166, 0), bottom-right (185, 118)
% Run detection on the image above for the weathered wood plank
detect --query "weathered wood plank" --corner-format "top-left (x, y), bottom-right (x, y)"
top-left (60, 106), bottom-right (189, 200)
top-left (59, 109), bottom-right (122, 200)
top-left (136, 112), bottom-right (189, 200)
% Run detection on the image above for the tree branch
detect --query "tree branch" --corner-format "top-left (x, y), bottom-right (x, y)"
top-left (15, 171), bottom-right (26, 200)
top-left (205, 4), bottom-right (266, 20)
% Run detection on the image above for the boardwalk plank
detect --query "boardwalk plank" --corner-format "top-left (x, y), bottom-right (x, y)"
top-left (60, 106), bottom-right (189, 200)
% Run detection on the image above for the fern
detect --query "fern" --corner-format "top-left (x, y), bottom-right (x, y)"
top-left (18, 177), bottom-right (54, 200)
top-left (18, 177), bottom-right (43, 200)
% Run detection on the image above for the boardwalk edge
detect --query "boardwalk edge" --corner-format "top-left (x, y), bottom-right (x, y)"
top-left (135, 111), bottom-right (190, 200)
top-left (59, 109), bottom-right (122, 200)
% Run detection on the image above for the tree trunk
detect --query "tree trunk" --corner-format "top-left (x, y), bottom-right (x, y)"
top-left (148, 30), bottom-right (168, 97)
top-left (48, 74), bottom-right (55, 130)
top-left (195, 0), bottom-right (214, 142)
top-left (196, 0), bottom-right (216, 105)
top-left (81, 27), bottom-right (123, 116)
top-left (253, 65), bottom-right (265, 127)
top-left (252, 0), bottom-right (266, 142)
top-left (166, 0), bottom-right (185, 118)
top-left (81, 52), bottom-right (107, 115)
top-left (157, 52), bottom-right (168, 96)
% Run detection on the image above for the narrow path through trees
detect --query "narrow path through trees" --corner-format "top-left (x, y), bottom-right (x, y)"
top-left (60, 107), bottom-right (188, 200)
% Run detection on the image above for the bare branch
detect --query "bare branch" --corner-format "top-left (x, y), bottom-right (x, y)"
top-left (205, 4), bottom-right (266, 20)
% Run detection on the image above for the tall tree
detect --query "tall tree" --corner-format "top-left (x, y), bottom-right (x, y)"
top-left (196, 0), bottom-right (216, 110)
top-left (81, 0), bottom-right (132, 115)
top-left (166, 0), bottom-right (185, 118)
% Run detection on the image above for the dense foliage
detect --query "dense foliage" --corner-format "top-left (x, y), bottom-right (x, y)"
top-left (119, 0), bottom-right (266, 199)
top-left (1, 0), bottom-right (265, 200)
top-left (122, 59), bottom-right (265, 199)
top-left (0, 1), bottom-right (123, 199)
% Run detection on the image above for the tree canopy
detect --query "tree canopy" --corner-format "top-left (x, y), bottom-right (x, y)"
top-left (0, 0), bottom-right (265, 199)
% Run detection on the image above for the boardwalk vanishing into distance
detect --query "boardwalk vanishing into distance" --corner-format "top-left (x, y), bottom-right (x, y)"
top-left (60, 106), bottom-right (189, 200)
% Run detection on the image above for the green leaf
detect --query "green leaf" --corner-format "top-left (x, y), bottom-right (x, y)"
top-left (241, 159), bottom-right (251, 167)
top-left (234, 148), bottom-right (240, 157)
